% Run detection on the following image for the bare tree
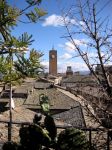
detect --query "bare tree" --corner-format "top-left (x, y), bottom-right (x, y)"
top-left (61, 0), bottom-right (112, 128)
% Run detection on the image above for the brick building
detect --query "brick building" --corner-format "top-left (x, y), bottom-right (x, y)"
top-left (49, 48), bottom-right (57, 75)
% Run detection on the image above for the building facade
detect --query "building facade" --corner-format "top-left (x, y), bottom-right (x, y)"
top-left (66, 66), bottom-right (73, 77)
top-left (49, 49), bottom-right (57, 75)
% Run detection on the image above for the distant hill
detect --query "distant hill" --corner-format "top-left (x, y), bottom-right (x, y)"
top-left (79, 70), bottom-right (90, 75)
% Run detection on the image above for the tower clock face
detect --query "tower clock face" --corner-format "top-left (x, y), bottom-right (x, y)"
top-left (51, 54), bottom-right (55, 58)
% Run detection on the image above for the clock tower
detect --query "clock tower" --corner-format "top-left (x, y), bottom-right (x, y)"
top-left (49, 48), bottom-right (57, 75)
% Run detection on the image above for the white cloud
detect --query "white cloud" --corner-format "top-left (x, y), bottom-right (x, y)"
top-left (66, 62), bottom-right (88, 70)
top-left (88, 52), bottom-right (97, 58)
top-left (58, 61), bottom-right (88, 73)
top-left (42, 14), bottom-right (76, 27)
top-left (88, 52), bottom-right (105, 58)
top-left (58, 41), bottom-right (75, 53)
top-left (79, 21), bottom-right (87, 31)
top-left (59, 53), bottom-right (72, 59)
top-left (74, 39), bottom-right (88, 46)
top-left (59, 39), bottom-right (88, 53)
top-left (41, 60), bottom-right (88, 73)
top-left (65, 42), bottom-right (75, 52)
top-left (41, 61), bottom-right (49, 70)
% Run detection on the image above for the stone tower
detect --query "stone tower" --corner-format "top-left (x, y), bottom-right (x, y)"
top-left (66, 66), bottom-right (73, 77)
top-left (49, 48), bottom-right (57, 75)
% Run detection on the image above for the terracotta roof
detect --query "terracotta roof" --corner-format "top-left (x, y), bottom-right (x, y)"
top-left (23, 88), bottom-right (80, 110)
top-left (0, 107), bottom-right (37, 142)
top-left (0, 79), bottom-right (86, 141)
top-left (53, 106), bottom-right (86, 127)
top-left (62, 75), bottom-right (96, 83)
top-left (0, 107), bottom-right (74, 142)
top-left (0, 107), bottom-right (36, 122)
top-left (34, 82), bottom-right (53, 89)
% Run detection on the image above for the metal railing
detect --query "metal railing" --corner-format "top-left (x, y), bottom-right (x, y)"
top-left (0, 120), bottom-right (111, 150)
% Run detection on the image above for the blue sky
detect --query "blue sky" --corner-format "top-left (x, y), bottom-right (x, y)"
top-left (9, 0), bottom-right (112, 73)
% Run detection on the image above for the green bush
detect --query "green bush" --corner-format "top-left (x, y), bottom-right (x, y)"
top-left (2, 141), bottom-right (18, 150)
top-left (57, 128), bottom-right (89, 150)
top-left (19, 124), bottom-right (51, 149)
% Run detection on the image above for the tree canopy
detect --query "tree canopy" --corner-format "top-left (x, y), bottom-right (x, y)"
top-left (14, 49), bottom-right (44, 78)
top-left (0, 0), bottom-right (46, 82)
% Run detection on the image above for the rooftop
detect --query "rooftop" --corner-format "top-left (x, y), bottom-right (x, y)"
top-left (61, 75), bottom-right (96, 83)
top-left (23, 88), bottom-right (80, 110)
top-left (0, 78), bottom-right (86, 141)
top-left (53, 106), bottom-right (85, 127)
